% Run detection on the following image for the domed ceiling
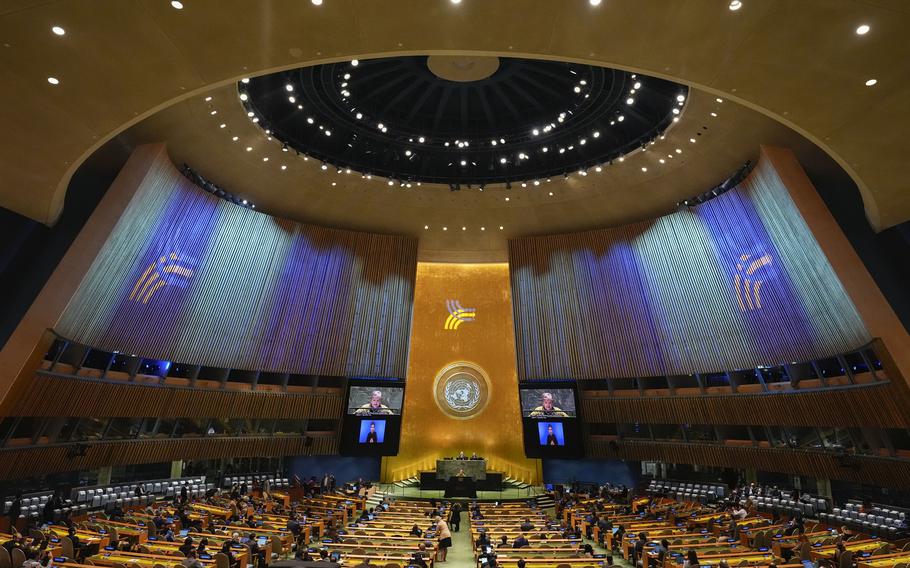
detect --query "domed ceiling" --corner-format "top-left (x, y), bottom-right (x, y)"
top-left (242, 56), bottom-right (687, 186)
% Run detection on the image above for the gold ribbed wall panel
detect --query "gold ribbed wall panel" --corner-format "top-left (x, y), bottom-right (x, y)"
top-left (588, 439), bottom-right (910, 487)
top-left (382, 263), bottom-right (540, 484)
top-left (0, 436), bottom-right (338, 480)
top-left (13, 375), bottom-right (343, 419)
top-left (581, 381), bottom-right (910, 428)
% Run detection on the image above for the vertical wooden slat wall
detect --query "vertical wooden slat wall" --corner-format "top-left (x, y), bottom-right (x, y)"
top-left (508, 155), bottom-right (870, 380)
top-left (55, 154), bottom-right (417, 378)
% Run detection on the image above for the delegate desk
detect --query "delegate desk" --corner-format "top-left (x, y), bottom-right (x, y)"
top-left (436, 459), bottom-right (487, 480)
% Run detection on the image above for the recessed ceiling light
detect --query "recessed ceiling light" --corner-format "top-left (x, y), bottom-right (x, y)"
top-left (232, 136), bottom-right (239, 141)
top-left (710, 112), bottom-right (717, 117)
top-left (634, 81), bottom-right (641, 89)
top-left (246, 147), bottom-right (252, 151)
top-left (672, 108), bottom-right (680, 115)
top-left (593, 131), bottom-right (600, 138)
top-left (170, 0), bottom-right (184, 9)
top-left (499, 226), bottom-right (504, 230)
top-left (285, 84), bottom-right (294, 92)
top-left (462, 227), bottom-right (466, 231)
top-left (626, 97), bottom-right (635, 105)
top-left (865, 78), bottom-right (877, 86)
top-left (239, 93), bottom-right (248, 101)
top-left (856, 24), bottom-right (870, 35)
top-left (241, 78), bottom-right (250, 84)
top-left (481, 227), bottom-right (486, 231)
top-left (716, 97), bottom-right (723, 103)
top-left (311, 0), bottom-right (322, 5)
top-left (424, 225), bottom-right (429, 230)
top-left (219, 123), bottom-right (226, 128)
top-left (659, 159), bottom-right (665, 164)
top-left (443, 226), bottom-right (448, 231)
top-left (689, 138), bottom-right (696, 143)
top-left (676, 94), bottom-right (686, 102)
top-left (729, 0), bottom-right (742, 10)
top-left (589, 0), bottom-right (602, 5)
top-left (418, 136), bottom-right (425, 143)
top-left (47, 77), bottom-right (60, 85)
top-left (505, 197), bottom-right (510, 202)
top-left (675, 148), bottom-right (682, 153)
top-left (548, 192), bottom-right (554, 196)
top-left (351, 59), bottom-right (359, 66)
top-left (51, 26), bottom-right (65, 36)
top-left (450, 0), bottom-right (461, 4)
top-left (281, 165), bottom-right (287, 170)
top-left (573, 86), bottom-right (581, 93)
top-left (210, 110), bottom-right (217, 115)
top-left (641, 167), bottom-right (648, 172)
top-left (263, 157), bottom-right (269, 162)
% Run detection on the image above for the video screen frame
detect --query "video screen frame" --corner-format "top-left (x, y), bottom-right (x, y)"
top-left (537, 421), bottom-right (566, 446)
top-left (358, 419), bottom-right (387, 444)
top-left (347, 385), bottom-right (404, 416)
top-left (519, 387), bottom-right (577, 417)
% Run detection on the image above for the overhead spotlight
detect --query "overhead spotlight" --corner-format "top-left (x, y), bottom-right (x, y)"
top-left (500, 138), bottom-right (506, 144)
top-left (170, 0), bottom-right (183, 9)
top-left (418, 136), bottom-right (425, 143)
top-left (626, 97), bottom-right (635, 105)
top-left (450, 0), bottom-right (462, 4)
top-left (856, 24), bottom-right (870, 35)
top-left (239, 93), bottom-right (248, 101)
top-left (729, 0), bottom-right (742, 10)
top-left (521, 182), bottom-right (527, 188)
top-left (634, 81), bottom-right (642, 89)
top-left (716, 97), bottom-right (724, 103)
top-left (672, 108), bottom-right (680, 115)
top-left (542, 146), bottom-right (548, 152)
top-left (641, 167), bottom-right (648, 172)
top-left (595, 166), bottom-right (602, 172)
top-left (351, 59), bottom-right (359, 66)
top-left (311, 0), bottom-right (322, 4)
top-left (500, 157), bottom-right (507, 164)
top-left (321, 163), bottom-right (328, 170)
top-left (47, 77), bottom-right (60, 85)
top-left (865, 78), bottom-right (877, 86)
top-left (593, 131), bottom-right (600, 138)
top-left (460, 160), bottom-right (467, 166)
top-left (574, 86), bottom-right (581, 93)
top-left (285, 83), bottom-right (294, 92)
top-left (388, 180), bottom-right (395, 186)
top-left (589, 0), bottom-right (601, 5)
top-left (51, 26), bottom-right (65, 36)
top-left (676, 94), bottom-right (686, 102)
top-left (617, 115), bottom-right (625, 122)
top-left (533, 180), bottom-right (540, 186)
top-left (282, 144), bottom-right (289, 152)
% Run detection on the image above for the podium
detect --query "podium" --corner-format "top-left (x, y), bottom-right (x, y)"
top-left (435, 459), bottom-right (487, 480)
top-left (444, 476), bottom-right (477, 498)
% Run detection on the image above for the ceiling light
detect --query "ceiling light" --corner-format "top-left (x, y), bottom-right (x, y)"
top-left (499, 226), bottom-right (504, 230)
top-left (246, 147), bottom-right (252, 151)
top-left (325, 130), bottom-right (331, 136)
top-left (285, 84), bottom-right (294, 92)
top-left (281, 165), bottom-right (287, 170)
top-left (676, 94), bottom-right (686, 102)
top-left (231, 136), bottom-right (239, 142)
top-left (690, 138), bottom-right (696, 143)
top-left (589, 0), bottom-right (601, 5)
top-left (288, 96), bottom-right (296, 103)
top-left (593, 131), bottom-right (600, 138)
top-left (533, 180), bottom-right (540, 186)
top-left (462, 227), bottom-right (466, 231)
top-left (659, 159), bottom-right (665, 164)
top-left (579, 138), bottom-right (587, 145)
top-left (595, 166), bottom-right (602, 172)
top-left (210, 110), bottom-right (217, 115)
top-left (542, 147), bottom-right (548, 152)
top-left (450, 0), bottom-right (462, 4)
top-left (617, 115), bottom-right (625, 122)
top-left (500, 157), bottom-right (507, 164)
top-left (242, 199), bottom-right (247, 205)
top-left (263, 157), bottom-right (269, 162)
top-left (672, 108), bottom-right (680, 114)
top-left (388, 180), bottom-right (394, 186)
top-left (716, 97), bottom-right (723, 103)
top-left (311, 0), bottom-right (322, 4)
top-left (351, 59), bottom-right (359, 66)
top-left (47, 77), bottom-right (60, 85)
top-left (573, 86), bottom-right (581, 93)
top-left (729, 0), bottom-right (742, 10)
top-left (443, 226), bottom-right (448, 231)
top-left (675, 148), bottom-right (682, 153)
top-left (219, 123), bottom-right (226, 128)
top-left (500, 138), bottom-right (506, 144)
top-left (532, 128), bottom-right (539, 136)
top-left (170, 0), bottom-right (183, 9)
top-left (405, 150), bottom-right (412, 156)
top-left (306, 117), bottom-right (314, 124)
top-left (460, 160), bottom-right (467, 166)
top-left (626, 97), bottom-right (634, 105)
top-left (710, 112), bottom-right (717, 117)
top-left (481, 227), bottom-right (486, 231)
top-left (418, 136), bottom-right (425, 143)
top-left (641, 167), bottom-right (648, 172)
top-left (634, 81), bottom-right (641, 89)
top-left (51, 26), bottom-right (65, 36)
top-left (239, 93), bottom-right (248, 101)
top-left (856, 24), bottom-right (870, 35)
top-left (424, 225), bottom-right (429, 230)
top-left (505, 197), bottom-right (510, 202)
top-left (865, 78), bottom-right (877, 86)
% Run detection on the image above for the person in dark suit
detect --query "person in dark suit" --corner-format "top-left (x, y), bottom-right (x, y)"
top-left (450, 503), bottom-right (462, 532)
top-left (366, 422), bottom-right (379, 443)
top-left (546, 425), bottom-right (559, 446)
top-left (512, 533), bottom-right (529, 549)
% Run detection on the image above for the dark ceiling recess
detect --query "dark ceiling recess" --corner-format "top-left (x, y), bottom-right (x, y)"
top-left (242, 56), bottom-right (688, 186)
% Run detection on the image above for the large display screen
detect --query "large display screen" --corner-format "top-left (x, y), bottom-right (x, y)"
top-left (519, 388), bottom-right (577, 417)
top-left (358, 419), bottom-right (386, 444)
top-left (341, 380), bottom-right (404, 456)
top-left (347, 386), bottom-right (404, 416)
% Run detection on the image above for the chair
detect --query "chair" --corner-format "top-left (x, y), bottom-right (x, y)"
top-left (352, 549), bottom-right (367, 556)
top-left (736, 561), bottom-right (749, 567)
top-left (0, 548), bottom-right (10, 568)
top-left (61, 537), bottom-right (75, 559)
top-left (838, 551), bottom-right (853, 568)
top-left (799, 541), bottom-right (812, 561)
top-left (872, 545), bottom-right (891, 556)
top-left (214, 552), bottom-right (231, 568)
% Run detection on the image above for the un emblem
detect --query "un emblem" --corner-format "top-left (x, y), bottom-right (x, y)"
top-left (433, 362), bottom-right (491, 420)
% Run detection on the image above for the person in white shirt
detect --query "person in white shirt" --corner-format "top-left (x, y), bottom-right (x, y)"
top-left (732, 505), bottom-right (748, 520)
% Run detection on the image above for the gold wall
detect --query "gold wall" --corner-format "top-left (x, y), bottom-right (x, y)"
top-left (381, 262), bottom-right (540, 484)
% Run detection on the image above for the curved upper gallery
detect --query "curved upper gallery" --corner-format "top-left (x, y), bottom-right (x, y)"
top-left (1, 0), bottom-right (907, 242)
